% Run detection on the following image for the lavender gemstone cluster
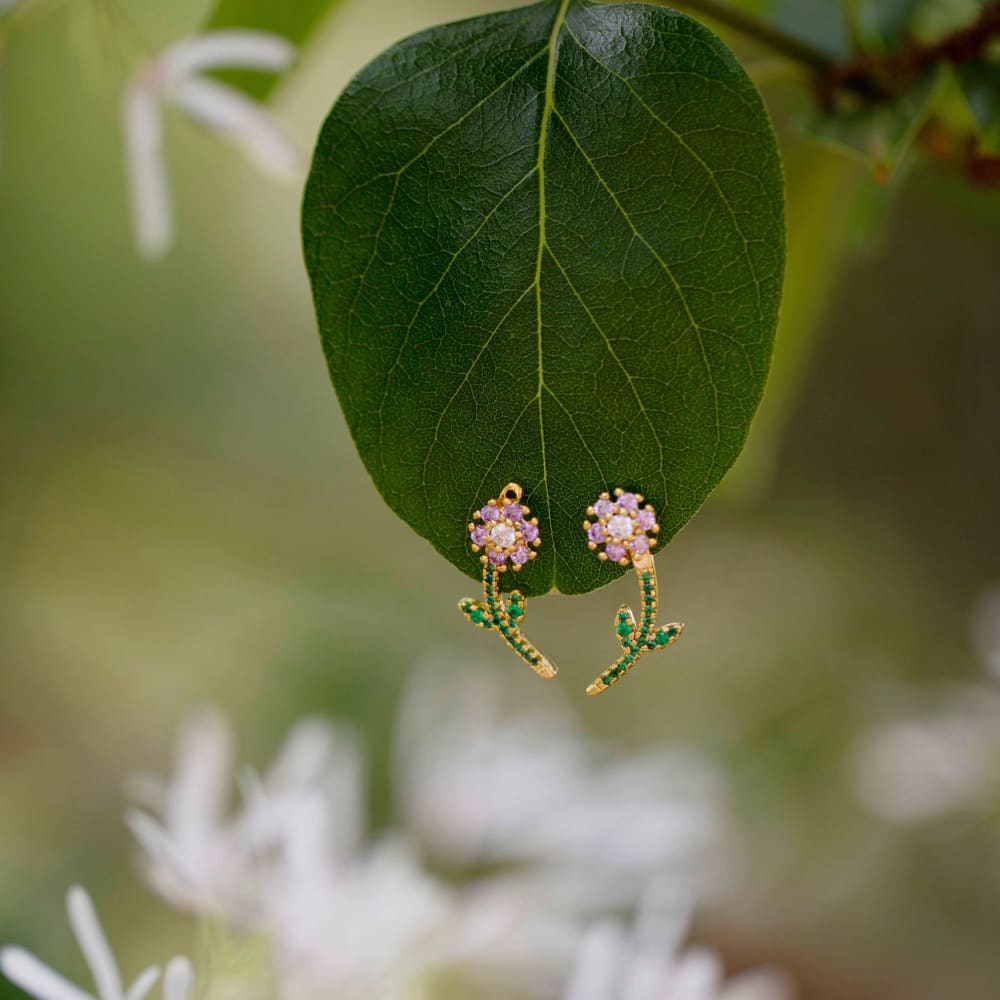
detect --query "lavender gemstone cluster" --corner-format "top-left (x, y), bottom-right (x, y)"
top-left (582, 490), bottom-right (659, 565)
top-left (469, 494), bottom-right (541, 571)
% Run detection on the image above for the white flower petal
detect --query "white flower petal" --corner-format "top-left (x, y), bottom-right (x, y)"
top-left (272, 837), bottom-right (455, 995)
top-left (234, 721), bottom-right (364, 860)
top-left (562, 921), bottom-right (626, 1000)
top-left (719, 969), bottom-right (795, 1000)
top-left (266, 718), bottom-right (339, 791)
top-left (124, 809), bottom-right (191, 882)
top-left (0, 948), bottom-right (94, 1000)
top-left (664, 946), bottom-right (724, 1000)
top-left (161, 958), bottom-right (193, 1000)
top-left (167, 76), bottom-right (300, 178)
top-left (632, 877), bottom-right (692, 957)
top-left (122, 82), bottom-right (171, 259)
top-left (124, 967), bottom-right (160, 1000)
top-left (621, 949), bottom-right (677, 1000)
top-left (160, 30), bottom-right (295, 81)
top-left (169, 709), bottom-right (234, 854)
top-left (279, 791), bottom-right (337, 879)
top-left (66, 887), bottom-right (123, 1000)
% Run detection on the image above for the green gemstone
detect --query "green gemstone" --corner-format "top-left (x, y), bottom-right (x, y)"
top-left (616, 622), bottom-right (632, 637)
top-left (510, 605), bottom-right (524, 619)
top-left (470, 608), bottom-right (486, 624)
top-left (655, 630), bottom-right (673, 646)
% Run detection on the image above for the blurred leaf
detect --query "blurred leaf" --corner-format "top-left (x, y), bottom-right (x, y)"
top-left (302, 0), bottom-right (784, 596)
top-left (204, 0), bottom-right (347, 98)
top-left (909, 0), bottom-right (985, 44)
top-left (960, 60), bottom-right (1000, 152)
top-left (720, 148), bottom-right (865, 501)
top-left (855, 0), bottom-right (923, 50)
top-left (803, 64), bottom-right (946, 177)
top-left (771, 0), bottom-right (851, 56)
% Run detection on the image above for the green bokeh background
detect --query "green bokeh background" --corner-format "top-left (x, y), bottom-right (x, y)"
top-left (1, 1), bottom-right (999, 998)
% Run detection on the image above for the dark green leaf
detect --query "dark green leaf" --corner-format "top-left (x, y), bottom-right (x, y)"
top-left (205, 0), bottom-right (347, 99)
top-left (960, 60), bottom-right (1000, 153)
top-left (302, 0), bottom-right (784, 596)
top-left (909, 0), bottom-right (985, 44)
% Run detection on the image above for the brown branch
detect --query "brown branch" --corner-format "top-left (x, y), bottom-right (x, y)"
top-left (818, 3), bottom-right (1000, 111)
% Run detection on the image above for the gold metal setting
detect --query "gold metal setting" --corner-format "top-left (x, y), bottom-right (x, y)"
top-left (459, 483), bottom-right (556, 680)
top-left (583, 488), bottom-right (684, 696)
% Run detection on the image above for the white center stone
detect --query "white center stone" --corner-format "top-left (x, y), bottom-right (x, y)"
top-left (491, 523), bottom-right (517, 548)
top-left (607, 514), bottom-right (634, 540)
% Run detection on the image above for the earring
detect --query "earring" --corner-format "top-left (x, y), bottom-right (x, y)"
top-left (582, 489), bottom-right (683, 696)
top-left (458, 482), bottom-right (557, 680)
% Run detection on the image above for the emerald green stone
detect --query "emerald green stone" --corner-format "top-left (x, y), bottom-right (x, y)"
top-left (655, 630), bottom-right (673, 646)
top-left (616, 621), bottom-right (632, 637)
top-left (470, 608), bottom-right (486, 624)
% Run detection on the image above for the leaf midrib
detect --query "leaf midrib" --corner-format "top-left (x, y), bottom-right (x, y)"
top-left (534, 0), bottom-right (574, 585)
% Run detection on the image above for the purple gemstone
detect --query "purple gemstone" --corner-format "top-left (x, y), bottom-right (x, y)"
top-left (594, 499), bottom-right (614, 518)
top-left (630, 535), bottom-right (650, 555)
top-left (512, 545), bottom-right (530, 566)
top-left (636, 508), bottom-right (657, 531)
top-left (587, 523), bottom-right (605, 543)
top-left (521, 522), bottom-right (539, 543)
top-left (605, 543), bottom-right (626, 562)
top-left (488, 549), bottom-right (508, 566)
top-left (617, 492), bottom-right (638, 511)
top-left (480, 505), bottom-right (500, 522)
top-left (504, 503), bottom-right (523, 522)
top-left (470, 526), bottom-right (488, 546)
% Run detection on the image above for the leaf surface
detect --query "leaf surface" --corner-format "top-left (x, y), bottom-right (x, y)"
top-left (303, 0), bottom-right (784, 595)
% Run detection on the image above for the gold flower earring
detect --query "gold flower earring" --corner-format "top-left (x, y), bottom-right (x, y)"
top-left (583, 489), bottom-right (683, 695)
top-left (458, 483), bottom-right (557, 680)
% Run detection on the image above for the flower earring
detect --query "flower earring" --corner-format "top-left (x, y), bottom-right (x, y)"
top-left (582, 489), bottom-right (683, 696)
top-left (459, 483), bottom-right (557, 680)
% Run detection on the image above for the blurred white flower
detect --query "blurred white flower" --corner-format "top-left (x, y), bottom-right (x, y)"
top-left (852, 685), bottom-right (1000, 824)
top-left (272, 792), bottom-right (456, 999)
top-left (123, 672), bottom-right (774, 998)
top-left (126, 708), bottom-right (363, 925)
top-left (396, 672), bottom-right (722, 910)
top-left (563, 880), bottom-right (793, 1000)
top-left (123, 30), bottom-right (299, 259)
top-left (161, 959), bottom-right (194, 1000)
top-left (0, 885), bottom-right (189, 1000)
